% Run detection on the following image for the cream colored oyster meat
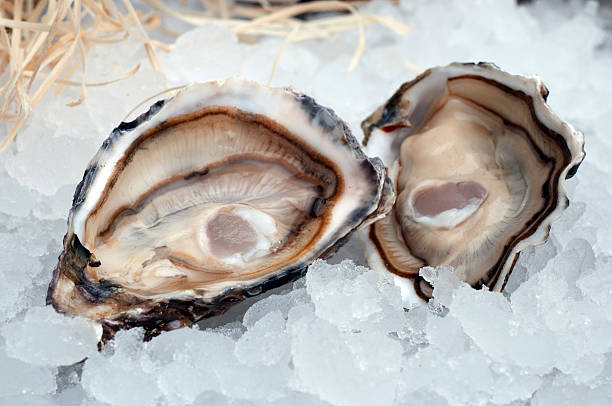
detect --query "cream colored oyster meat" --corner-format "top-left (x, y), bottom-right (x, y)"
top-left (48, 79), bottom-right (392, 341)
top-left (361, 63), bottom-right (585, 300)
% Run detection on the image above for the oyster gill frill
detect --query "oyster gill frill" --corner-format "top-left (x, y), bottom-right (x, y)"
top-left (361, 62), bottom-right (585, 301)
top-left (47, 79), bottom-right (392, 340)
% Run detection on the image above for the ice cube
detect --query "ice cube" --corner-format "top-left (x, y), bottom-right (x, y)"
top-left (1, 306), bottom-right (97, 367)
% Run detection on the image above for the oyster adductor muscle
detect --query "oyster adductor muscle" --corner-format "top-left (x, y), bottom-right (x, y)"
top-left (361, 62), bottom-right (585, 300)
top-left (47, 79), bottom-right (392, 340)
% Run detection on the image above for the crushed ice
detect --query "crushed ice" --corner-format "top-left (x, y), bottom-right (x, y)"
top-left (2, 0), bottom-right (612, 405)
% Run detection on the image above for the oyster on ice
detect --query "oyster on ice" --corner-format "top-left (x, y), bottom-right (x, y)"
top-left (47, 79), bottom-right (392, 340)
top-left (361, 63), bottom-right (585, 300)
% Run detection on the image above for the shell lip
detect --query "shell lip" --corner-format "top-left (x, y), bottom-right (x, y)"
top-left (71, 99), bottom-right (166, 212)
top-left (117, 99), bottom-right (166, 133)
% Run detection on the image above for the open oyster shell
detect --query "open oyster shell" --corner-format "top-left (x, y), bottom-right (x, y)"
top-left (361, 62), bottom-right (585, 301)
top-left (47, 79), bottom-right (392, 341)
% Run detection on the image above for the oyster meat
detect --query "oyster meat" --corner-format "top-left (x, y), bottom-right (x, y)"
top-left (361, 62), bottom-right (585, 300)
top-left (48, 79), bottom-right (391, 340)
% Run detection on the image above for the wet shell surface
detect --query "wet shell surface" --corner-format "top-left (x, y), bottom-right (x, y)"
top-left (47, 79), bottom-right (391, 341)
top-left (361, 62), bottom-right (585, 301)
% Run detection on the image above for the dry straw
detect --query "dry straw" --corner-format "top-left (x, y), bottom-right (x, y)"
top-left (0, 0), bottom-right (411, 152)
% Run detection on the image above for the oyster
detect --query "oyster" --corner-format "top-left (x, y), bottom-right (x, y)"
top-left (361, 62), bottom-right (585, 300)
top-left (47, 79), bottom-right (391, 340)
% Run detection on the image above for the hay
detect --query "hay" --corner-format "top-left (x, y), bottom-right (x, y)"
top-left (0, 0), bottom-right (410, 152)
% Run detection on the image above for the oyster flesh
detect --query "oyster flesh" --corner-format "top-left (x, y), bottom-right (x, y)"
top-left (361, 62), bottom-right (585, 300)
top-left (47, 79), bottom-right (392, 340)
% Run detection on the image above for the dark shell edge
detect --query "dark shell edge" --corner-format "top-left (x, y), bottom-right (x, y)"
top-left (72, 100), bottom-right (166, 209)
